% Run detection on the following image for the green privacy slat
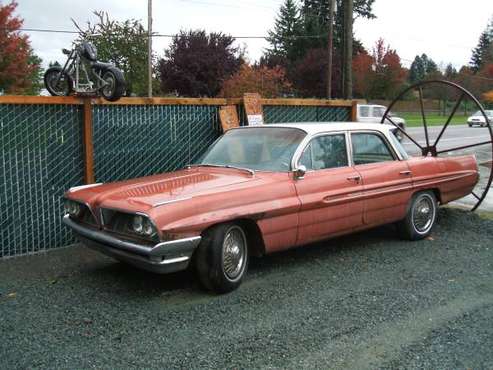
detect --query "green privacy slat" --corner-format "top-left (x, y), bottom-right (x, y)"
top-left (0, 104), bottom-right (84, 258)
top-left (263, 105), bottom-right (351, 123)
top-left (92, 105), bottom-right (223, 183)
top-left (1, 102), bottom-right (350, 258)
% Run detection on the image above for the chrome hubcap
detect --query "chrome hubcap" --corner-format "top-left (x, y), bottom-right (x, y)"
top-left (222, 226), bottom-right (246, 281)
top-left (412, 196), bottom-right (434, 233)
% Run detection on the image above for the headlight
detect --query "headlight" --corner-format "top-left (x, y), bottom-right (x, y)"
top-left (131, 215), bottom-right (155, 236)
top-left (64, 199), bottom-right (82, 217)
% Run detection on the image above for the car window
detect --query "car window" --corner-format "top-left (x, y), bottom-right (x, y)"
top-left (372, 107), bottom-right (386, 117)
top-left (197, 127), bottom-right (306, 172)
top-left (299, 134), bottom-right (348, 170)
top-left (359, 106), bottom-right (370, 117)
top-left (351, 133), bottom-right (395, 165)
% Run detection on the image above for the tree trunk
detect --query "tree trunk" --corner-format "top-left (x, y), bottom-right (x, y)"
top-left (326, 0), bottom-right (336, 99)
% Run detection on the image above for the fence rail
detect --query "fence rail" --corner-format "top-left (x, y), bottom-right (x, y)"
top-left (0, 95), bottom-right (355, 258)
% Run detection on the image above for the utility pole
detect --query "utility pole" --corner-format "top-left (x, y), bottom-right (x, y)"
top-left (326, 0), bottom-right (336, 99)
top-left (343, 0), bottom-right (353, 99)
top-left (147, 0), bottom-right (153, 98)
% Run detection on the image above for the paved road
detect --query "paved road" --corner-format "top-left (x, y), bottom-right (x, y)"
top-left (401, 124), bottom-right (493, 211)
top-left (1, 208), bottom-right (492, 369)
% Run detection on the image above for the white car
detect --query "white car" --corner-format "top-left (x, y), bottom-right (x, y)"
top-left (467, 110), bottom-right (493, 127)
top-left (357, 104), bottom-right (407, 140)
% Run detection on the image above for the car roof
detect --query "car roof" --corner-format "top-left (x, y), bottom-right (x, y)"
top-left (247, 122), bottom-right (392, 135)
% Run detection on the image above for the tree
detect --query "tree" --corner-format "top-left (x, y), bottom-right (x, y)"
top-left (408, 54), bottom-right (438, 84)
top-left (266, 0), bottom-right (303, 62)
top-left (219, 64), bottom-right (292, 98)
top-left (158, 30), bottom-right (242, 97)
top-left (24, 52), bottom-right (43, 95)
top-left (367, 39), bottom-right (406, 100)
top-left (0, 1), bottom-right (42, 94)
top-left (83, 11), bottom-right (150, 96)
top-left (470, 20), bottom-right (493, 72)
top-left (352, 50), bottom-right (373, 98)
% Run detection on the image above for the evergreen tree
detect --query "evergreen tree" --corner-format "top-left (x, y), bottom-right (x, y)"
top-left (408, 54), bottom-right (438, 84)
top-left (444, 63), bottom-right (457, 79)
top-left (266, 0), bottom-right (303, 61)
top-left (470, 18), bottom-right (493, 72)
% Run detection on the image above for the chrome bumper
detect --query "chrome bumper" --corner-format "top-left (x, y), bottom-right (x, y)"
top-left (63, 215), bottom-right (201, 274)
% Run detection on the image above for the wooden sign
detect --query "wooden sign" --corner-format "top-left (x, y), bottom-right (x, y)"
top-left (243, 93), bottom-right (264, 126)
top-left (219, 105), bottom-right (240, 132)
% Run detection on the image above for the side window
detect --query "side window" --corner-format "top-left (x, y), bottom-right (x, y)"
top-left (299, 134), bottom-right (348, 170)
top-left (359, 106), bottom-right (370, 117)
top-left (351, 133), bottom-right (395, 165)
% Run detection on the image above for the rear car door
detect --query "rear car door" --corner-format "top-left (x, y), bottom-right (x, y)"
top-left (294, 132), bottom-right (364, 245)
top-left (350, 131), bottom-right (413, 226)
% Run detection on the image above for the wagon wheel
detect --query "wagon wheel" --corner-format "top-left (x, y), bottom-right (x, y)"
top-left (381, 80), bottom-right (493, 212)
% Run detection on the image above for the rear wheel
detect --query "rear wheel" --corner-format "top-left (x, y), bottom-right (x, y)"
top-left (195, 223), bottom-right (248, 293)
top-left (44, 67), bottom-right (72, 96)
top-left (397, 191), bottom-right (437, 241)
top-left (100, 67), bottom-right (125, 101)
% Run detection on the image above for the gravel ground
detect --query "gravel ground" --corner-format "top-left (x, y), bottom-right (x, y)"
top-left (1, 208), bottom-right (493, 370)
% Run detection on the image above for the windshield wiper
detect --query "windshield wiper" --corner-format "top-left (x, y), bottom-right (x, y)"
top-left (187, 163), bottom-right (255, 176)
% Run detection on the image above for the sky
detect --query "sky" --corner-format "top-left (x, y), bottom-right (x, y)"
top-left (14, 0), bottom-right (493, 70)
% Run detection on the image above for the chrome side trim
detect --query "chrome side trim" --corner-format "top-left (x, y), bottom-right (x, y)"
top-left (154, 197), bottom-right (192, 207)
top-left (68, 183), bottom-right (103, 192)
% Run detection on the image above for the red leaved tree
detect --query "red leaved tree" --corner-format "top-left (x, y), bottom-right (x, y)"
top-left (219, 64), bottom-right (292, 98)
top-left (352, 50), bottom-right (373, 98)
top-left (0, 1), bottom-right (40, 94)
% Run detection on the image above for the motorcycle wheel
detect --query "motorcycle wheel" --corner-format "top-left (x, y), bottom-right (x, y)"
top-left (101, 67), bottom-right (125, 102)
top-left (44, 67), bottom-right (73, 96)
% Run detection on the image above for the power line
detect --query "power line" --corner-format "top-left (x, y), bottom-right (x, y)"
top-left (3, 26), bottom-right (327, 40)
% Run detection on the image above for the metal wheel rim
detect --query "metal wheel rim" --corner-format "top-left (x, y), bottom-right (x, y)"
top-left (102, 73), bottom-right (115, 97)
top-left (381, 79), bottom-right (493, 212)
top-left (411, 194), bottom-right (435, 234)
top-left (222, 226), bottom-right (247, 281)
top-left (48, 72), bottom-right (69, 95)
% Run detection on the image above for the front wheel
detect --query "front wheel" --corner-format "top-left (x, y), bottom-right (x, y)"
top-left (397, 191), bottom-right (437, 241)
top-left (195, 223), bottom-right (249, 293)
top-left (44, 67), bottom-right (73, 96)
top-left (100, 67), bottom-right (125, 101)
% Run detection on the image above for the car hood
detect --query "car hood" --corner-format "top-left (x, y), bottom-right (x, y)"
top-left (468, 115), bottom-right (487, 120)
top-left (68, 167), bottom-right (261, 212)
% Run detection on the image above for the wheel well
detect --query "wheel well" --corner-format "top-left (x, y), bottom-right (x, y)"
top-left (200, 218), bottom-right (266, 257)
top-left (235, 219), bottom-right (266, 257)
top-left (414, 188), bottom-right (441, 204)
top-left (430, 188), bottom-right (442, 204)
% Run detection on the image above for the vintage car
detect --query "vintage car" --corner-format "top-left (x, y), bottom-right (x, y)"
top-left (63, 123), bottom-right (479, 293)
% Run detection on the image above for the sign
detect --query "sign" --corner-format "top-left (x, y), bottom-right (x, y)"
top-left (243, 93), bottom-right (264, 126)
top-left (219, 105), bottom-right (240, 132)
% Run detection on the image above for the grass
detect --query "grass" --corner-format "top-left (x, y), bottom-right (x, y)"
top-left (399, 113), bottom-right (469, 127)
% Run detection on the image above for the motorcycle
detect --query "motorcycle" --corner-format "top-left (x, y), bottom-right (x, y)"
top-left (44, 33), bottom-right (125, 101)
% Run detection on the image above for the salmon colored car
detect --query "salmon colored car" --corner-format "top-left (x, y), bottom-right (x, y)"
top-left (63, 123), bottom-right (479, 293)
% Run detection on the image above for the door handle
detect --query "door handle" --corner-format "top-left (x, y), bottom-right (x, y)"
top-left (347, 175), bottom-right (361, 182)
top-left (399, 170), bottom-right (412, 176)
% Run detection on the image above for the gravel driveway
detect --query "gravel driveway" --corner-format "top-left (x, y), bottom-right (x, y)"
top-left (1, 208), bottom-right (492, 369)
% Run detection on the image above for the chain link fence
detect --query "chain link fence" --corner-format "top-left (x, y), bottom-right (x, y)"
top-left (0, 99), bottom-right (352, 258)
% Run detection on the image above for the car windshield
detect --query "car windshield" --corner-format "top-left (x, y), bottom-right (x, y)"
top-left (197, 127), bottom-right (306, 172)
top-left (472, 110), bottom-right (493, 117)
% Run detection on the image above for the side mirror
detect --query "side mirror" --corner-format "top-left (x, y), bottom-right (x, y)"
top-left (293, 165), bottom-right (306, 180)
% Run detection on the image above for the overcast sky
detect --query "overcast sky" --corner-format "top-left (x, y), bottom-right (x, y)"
top-left (15, 0), bottom-right (493, 70)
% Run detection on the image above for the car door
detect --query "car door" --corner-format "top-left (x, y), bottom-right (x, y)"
top-left (350, 131), bottom-right (413, 226)
top-left (294, 132), bottom-right (364, 245)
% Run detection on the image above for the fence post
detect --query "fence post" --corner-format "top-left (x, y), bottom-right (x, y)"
top-left (351, 100), bottom-right (358, 122)
top-left (82, 98), bottom-right (95, 184)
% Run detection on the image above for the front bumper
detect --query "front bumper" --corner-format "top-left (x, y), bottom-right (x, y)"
top-left (63, 215), bottom-right (201, 274)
